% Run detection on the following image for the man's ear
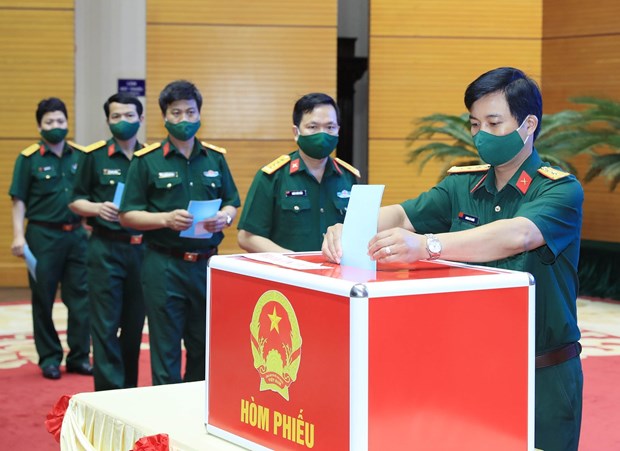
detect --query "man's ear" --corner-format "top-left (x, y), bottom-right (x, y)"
top-left (292, 125), bottom-right (299, 141)
top-left (526, 114), bottom-right (538, 136)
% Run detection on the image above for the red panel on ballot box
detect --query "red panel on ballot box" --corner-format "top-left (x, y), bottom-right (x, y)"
top-left (206, 253), bottom-right (534, 451)
top-left (209, 270), bottom-right (351, 450)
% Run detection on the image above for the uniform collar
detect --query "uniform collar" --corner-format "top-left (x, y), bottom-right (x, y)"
top-left (162, 137), bottom-right (204, 157)
top-left (290, 150), bottom-right (339, 176)
top-left (39, 140), bottom-right (72, 156)
top-left (107, 138), bottom-right (142, 157)
top-left (476, 150), bottom-right (542, 196)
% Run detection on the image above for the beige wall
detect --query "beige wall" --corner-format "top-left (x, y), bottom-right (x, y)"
top-left (0, 0), bottom-right (75, 286)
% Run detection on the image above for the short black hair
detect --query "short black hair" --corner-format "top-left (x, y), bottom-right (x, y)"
top-left (464, 67), bottom-right (543, 140)
top-left (104, 93), bottom-right (143, 118)
top-left (158, 80), bottom-right (202, 115)
top-left (36, 98), bottom-right (68, 125)
top-left (292, 93), bottom-right (340, 127)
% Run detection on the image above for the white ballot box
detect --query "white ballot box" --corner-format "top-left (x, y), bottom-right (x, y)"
top-left (206, 253), bottom-right (535, 451)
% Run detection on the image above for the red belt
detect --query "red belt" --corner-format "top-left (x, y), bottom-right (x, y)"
top-left (29, 220), bottom-right (82, 232)
top-left (148, 243), bottom-right (217, 262)
top-left (535, 342), bottom-right (582, 369)
top-left (92, 227), bottom-right (143, 245)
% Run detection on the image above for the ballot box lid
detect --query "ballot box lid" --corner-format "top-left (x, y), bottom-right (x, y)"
top-left (208, 252), bottom-right (533, 298)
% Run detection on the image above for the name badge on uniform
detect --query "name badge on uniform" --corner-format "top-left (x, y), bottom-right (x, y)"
top-left (458, 211), bottom-right (479, 225)
top-left (286, 190), bottom-right (307, 197)
top-left (38, 166), bottom-right (52, 172)
top-left (158, 171), bottom-right (178, 179)
top-left (103, 168), bottom-right (121, 176)
top-left (337, 189), bottom-right (351, 199)
top-left (204, 170), bottom-right (219, 177)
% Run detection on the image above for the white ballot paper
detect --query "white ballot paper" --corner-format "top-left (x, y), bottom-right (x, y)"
top-left (341, 184), bottom-right (385, 271)
top-left (242, 253), bottom-right (325, 270)
top-left (180, 199), bottom-right (222, 239)
top-left (23, 243), bottom-right (37, 282)
top-left (112, 182), bottom-right (125, 208)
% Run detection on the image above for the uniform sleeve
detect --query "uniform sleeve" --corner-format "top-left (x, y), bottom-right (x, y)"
top-left (400, 176), bottom-right (454, 234)
top-left (71, 151), bottom-right (94, 202)
top-left (218, 155), bottom-right (241, 208)
top-left (9, 155), bottom-right (31, 202)
top-left (515, 177), bottom-right (584, 260)
top-left (119, 156), bottom-right (149, 212)
top-left (237, 170), bottom-right (275, 237)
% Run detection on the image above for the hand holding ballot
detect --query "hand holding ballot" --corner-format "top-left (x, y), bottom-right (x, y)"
top-left (98, 201), bottom-right (120, 222)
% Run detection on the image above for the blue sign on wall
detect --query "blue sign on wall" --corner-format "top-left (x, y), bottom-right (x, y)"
top-left (118, 79), bottom-right (146, 97)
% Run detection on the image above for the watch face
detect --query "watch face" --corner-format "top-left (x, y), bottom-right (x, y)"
top-left (429, 240), bottom-right (441, 253)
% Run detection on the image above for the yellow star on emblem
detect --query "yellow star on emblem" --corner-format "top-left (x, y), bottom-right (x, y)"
top-left (267, 306), bottom-right (282, 333)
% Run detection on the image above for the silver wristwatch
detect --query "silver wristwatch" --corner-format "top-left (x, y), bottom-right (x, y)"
top-left (225, 213), bottom-right (233, 226)
top-left (425, 233), bottom-right (442, 260)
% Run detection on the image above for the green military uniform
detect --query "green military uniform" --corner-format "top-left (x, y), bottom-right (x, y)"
top-left (9, 141), bottom-right (90, 370)
top-left (401, 151), bottom-right (583, 451)
top-left (238, 150), bottom-right (359, 251)
top-left (120, 138), bottom-right (240, 385)
top-left (72, 138), bottom-right (145, 391)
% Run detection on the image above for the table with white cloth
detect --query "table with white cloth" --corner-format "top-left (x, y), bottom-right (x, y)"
top-left (60, 381), bottom-right (243, 451)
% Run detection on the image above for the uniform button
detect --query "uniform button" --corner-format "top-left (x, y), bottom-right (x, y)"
top-left (45, 175), bottom-right (51, 179)
top-left (293, 205), bottom-right (300, 212)
top-left (320, 208), bottom-right (324, 213)
top-left (211, 183), bottom-right (216, 188)
top-left (495, 205), bottom-right (501, 212)
top-left (110, 180), bottom-right (115, 185)
top-left (190, 182), bottom-right (193, 187)
top-left (167, 183), bottom-right (172, 188)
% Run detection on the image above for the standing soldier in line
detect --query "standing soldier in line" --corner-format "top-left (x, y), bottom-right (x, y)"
top-left (237, 92), bottom-right (359, 252)
top-left (119, 80), bottom-right (240, 385)
top-left (9, 97), bottom-right (92, 380)
top-left (69, 93), bottom-right (146, 391)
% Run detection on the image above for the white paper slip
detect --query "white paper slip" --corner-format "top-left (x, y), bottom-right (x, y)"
top-left (180, 199), bottom-right (222, 239)
top-left (112, 182), bottom-right (125, 208)
top-left (23, 244), bottom-right (37, 282)
top-left (242, 253), bottom-right (325, 270)
top-left (340, 184), bottom-right (385, 271)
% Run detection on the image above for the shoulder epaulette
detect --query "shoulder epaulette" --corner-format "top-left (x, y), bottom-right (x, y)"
top-left (81, 140), bottom-right (107, 153)
top-left (201, 141), bottom-right (226, 154)
top-left (538, 166), bottom-right (570, 180)
top-left (334, 157), bottom-right (361, 178)
top-left (20, 143), bottom-right (40, 157)
top-left (261, 155), bottom-right (291, 174)
top-left (447, 164), bottom-right (491, 174)
top-left (134, 142), bottom-right (161, 157)
top-left (67, 140), bottom-right (88, 152)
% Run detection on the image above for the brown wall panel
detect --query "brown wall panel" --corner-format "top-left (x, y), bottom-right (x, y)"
top-left (147, 0), bottom-right (335, 27)
top-left (369, 1), bottom-right (542, 209)
top-left (542, 0), bottom-right (620, 242)
top-left (146, 0), bottom-right (337, 255)
top-left (370, 37), bottom-right (541, 139)
top-left (0, 3), bottom-right (74, 286)
top-left (543, 0), bottom-right (620, 37)
top-left (372, 0), bottom-right (541, 38)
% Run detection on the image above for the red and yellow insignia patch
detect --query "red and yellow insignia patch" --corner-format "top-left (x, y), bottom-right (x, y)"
top-left (250, 290), bottom-right (302, 401)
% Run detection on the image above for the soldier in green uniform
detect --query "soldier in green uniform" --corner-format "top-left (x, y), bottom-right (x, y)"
top-left (69, 93), bottom-right (146, 391)
top-left (237, 93), bottom-right (359, 252)
top-left (323, 67), bottom-right (583, 451)
top-left (119, 80), bottom-right (240, 385)
top-left (9, 97), bottom-right (92, 380)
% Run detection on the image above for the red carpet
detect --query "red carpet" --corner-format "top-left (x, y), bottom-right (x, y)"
top-left (0, 299), bottom-right (618, 450)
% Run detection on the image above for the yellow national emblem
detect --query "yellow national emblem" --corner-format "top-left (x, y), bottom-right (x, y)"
top-left (250, 290), bottom-right (302, 401)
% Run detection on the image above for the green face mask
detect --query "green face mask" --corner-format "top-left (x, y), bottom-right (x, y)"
top-left (473, 118), bottom-right (529, 166)
top-left (297, 132), bottom-right (339, 160)
top-left (110, 121), bottom-right (140, 141)
top-left (40, 128), bottom-right (68, 144)
top-left (165, 120), bottom-right (201, 141)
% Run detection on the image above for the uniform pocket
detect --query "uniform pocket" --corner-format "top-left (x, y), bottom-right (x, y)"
top-left (31, 169), bottom-right (60, 195)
